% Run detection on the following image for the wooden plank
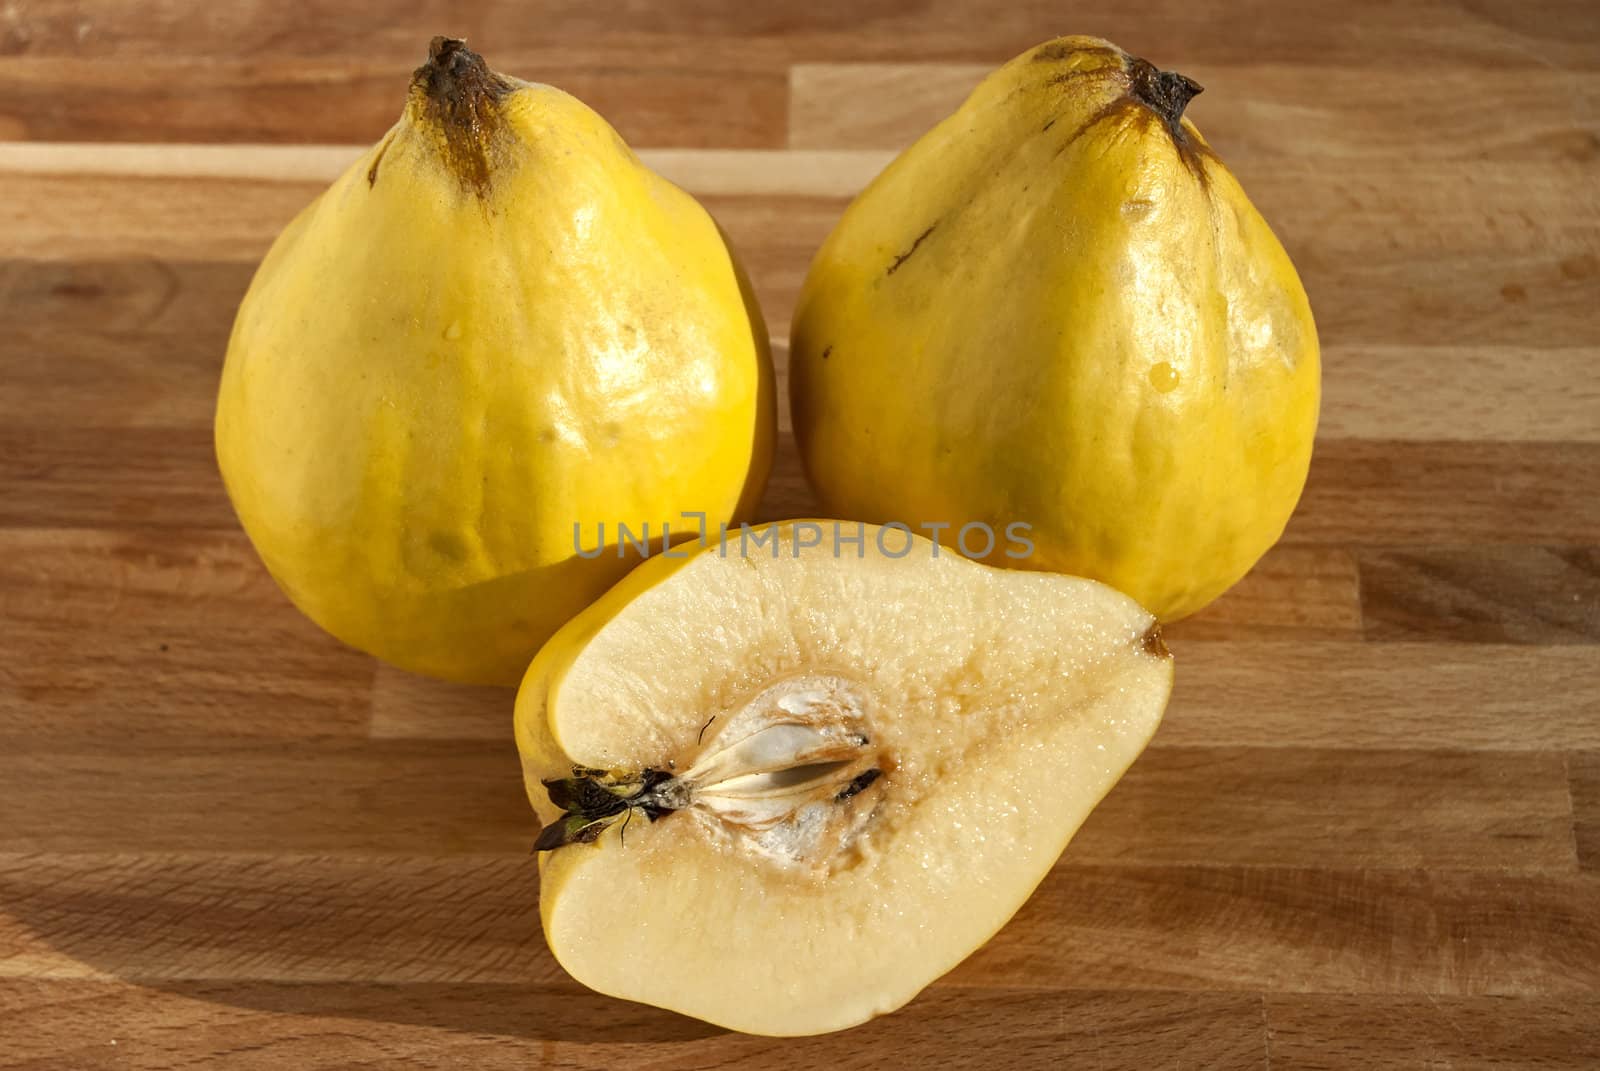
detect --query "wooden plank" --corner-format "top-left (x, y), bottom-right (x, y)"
top-left (1074, 748), bottom-right (1577, 871)
top-left (790, 64), bottom-right (975, 151)
top-left (0, 854), bottom-right (550, 984)
top-left (0, 142), bottom-right (893, 197)
top-left (1358, 546), bottom-right (1600, 644)
top-left (1287, 441), bottom-right (1600, 547)
top-left (1293, 251), bottom-right (1600, 349)
top-left (1574, 753), bottom-right (1600, 871)
top-left (1, 324), bottom-right (230, 429)
top-left (0, 173), bottom-right (315, 260)
top-left (0, 258), bottom-right (245, 338)
top-left (701, 194), bottom-right (841, 334)
top-left (1319, 346), bottom-right (1600, 443)
top-left (1161, 642), bottom-right (1600, 750)
top-left (0, 259), bottom-right (245, 429)
top-left (0, 528), bottom-right (374, 741)
top-left (0, 742), bottom-right (533, 853)
top-left (3, 0), bottom-right (1596, 69)
top-left (0, 142), bottom-right (368, 181)
top-left (0, 979), bottom-right (1267, 1071)
top-left (791, 64), bottom-right (1600, 159)
top-left (0, 425), bottom-right (238, 528)
top-left (7, 857), bottom-right (1598, 997)
top-left (368, 668), bottom-right (514, 741)
top-left (1162, 546), bottom-right (1362, 643)
top-left (1265, 994), bottom-right (1600, 1070)
top-left (0, 51), bottom-right (788, 148)
top-left (963, 866), bottom-right (1600, 996)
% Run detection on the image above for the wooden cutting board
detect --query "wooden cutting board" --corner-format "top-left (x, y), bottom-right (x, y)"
top-left (2, 2), bottom-right (1598, 1068)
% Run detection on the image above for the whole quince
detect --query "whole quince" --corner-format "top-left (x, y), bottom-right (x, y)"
top-left (790, 36), bottom-right (1319, 620)
top-left (216, 39), bottom-right (774, 684)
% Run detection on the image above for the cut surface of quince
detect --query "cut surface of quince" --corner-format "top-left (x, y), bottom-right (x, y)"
top-left (514, 522), bottom-right (1173, 1035)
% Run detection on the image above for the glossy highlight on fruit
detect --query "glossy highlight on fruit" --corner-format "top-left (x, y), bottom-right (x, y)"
top-left (215, 38), bottom-right (774, 685)
top-left (516, 522), bottom-right (1174, 1035)
top-left (789, 35), bottom-right (1320, 620)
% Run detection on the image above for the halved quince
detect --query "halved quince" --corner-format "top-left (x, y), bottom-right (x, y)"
top-left (514, 522), bottom-right (1173, 1035)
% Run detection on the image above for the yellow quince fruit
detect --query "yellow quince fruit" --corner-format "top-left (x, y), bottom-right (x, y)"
top-left (216, 39), bottom-right (774, 684)
top-left (790, 36), bottom-right (1319, 620)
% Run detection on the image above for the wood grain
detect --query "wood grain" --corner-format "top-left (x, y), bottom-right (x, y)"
top-left (0, 529), bottom-right (373, 743)
top-left (1, 740), bottom-right (1567, 868)
top-left (368, 670), bottom-right (513, 741)
top-left (962, 866), bottom-right (1600, 996)
top-left (1358, 546), bottom-right (1600, 644)
top-left (1265, 994), bottom-right (1600, 1070)
top-left (0, 741), bottom-right (533, 853)
top-left (790, 64), bottom-right (1600, 159)
top-left (1162, 642), bottom-right (1600, 750)
top-left (1318, 346), bottom-right (1600, 443)
top-left (0, 259), bottom-right (244, 429)
top-left (0, 426), bottom-right (237, 528)
top-left (4, 0), bottom-right (1596, 68)
top-left (1573, 753), bottom-right (1600, 871)
top-left (1286, 441), bottom-right (1600, 547)
top-left (1161, 546), bottom-right (1362, 643)
top-left (0, 257), bottom-right (241, 335)
top-left (0, 979), bottom-right (1268, 1071)
top-left (0, 53), bottom-right (789, 148)
top-left (7, 857), bottom-right (1599, 996)
top-left (0, 854), bottom-right (550, 984)
top-left (1075, 747), bottom-right (1578, 871)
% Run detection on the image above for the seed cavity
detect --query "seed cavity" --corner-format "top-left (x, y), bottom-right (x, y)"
top-left (534, 674), bottom-right (885, 867)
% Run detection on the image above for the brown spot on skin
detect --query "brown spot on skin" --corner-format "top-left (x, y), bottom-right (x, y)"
top-left (1501, 283), bottom-right (1528, 303)
top-left (887, 224), bottom-right (937, 276)
top-left (1052, 98), bottom-right (1132, 158)
top-left (1141, 624), bottom-right (1171, 659)
top-left (410, 37), bottom-right (515, 200)
top-left (1045, 70), bottom-right (1102, 89)
top-left (1031, 41), bottom-right (1119, 65)
top-left (821, 345), bottom-right (833, 360)
top-left (366, 132), bottom-right (394, 187)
